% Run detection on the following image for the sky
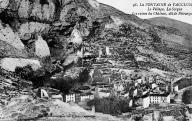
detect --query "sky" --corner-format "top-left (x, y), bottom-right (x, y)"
top-left (97, 0), bottom-right (192, 25)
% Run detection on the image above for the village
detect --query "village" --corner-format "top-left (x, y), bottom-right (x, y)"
top-left (0, 0), bottom-right (192, 120)
top-left (35, 45), bottom-right (189, 116)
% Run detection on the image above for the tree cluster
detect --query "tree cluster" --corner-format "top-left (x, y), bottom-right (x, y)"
top-left (182, 89), bottom-right (192, 104)
top-left (87, 96), bottom-right (131, 115)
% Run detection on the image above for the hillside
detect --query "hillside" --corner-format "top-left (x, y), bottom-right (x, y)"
top-left (0, 0), bottom-right (192, 120)
top-left (149, 17), bottom-right (192, 48)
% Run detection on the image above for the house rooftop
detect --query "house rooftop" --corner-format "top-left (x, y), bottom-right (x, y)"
top-left (78, 86), bottom-right (91, 90)
top-left (100, 90), bottom-right (110, 93)
top-left (141, 92), bottom-right (170, 98)
top-left (80, 92), bottom-right (93, 96)
top-left (91, 82), bottom-right (109, 86)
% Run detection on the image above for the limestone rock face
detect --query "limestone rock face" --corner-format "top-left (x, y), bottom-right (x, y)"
top-left (0, 0), bottom-right (102, 60)
top-left (70, 29), bottom-right (83, 45)
top-left (88, 0), bottom-right (100, 9)
top-left (19, 22), bottom-right (50, 41)
top-left (0, 40), bottom-right (28, 58)
top-left (18, 0), bottom-right (30, 18)
top-left (0, 0), bottom-right (191, 101)
top-left (0, 23), bottom-right (25, 50)
top-left (64, 67), bottom-right (84, 80)
top-left (7, 0), bottom-right (56, 22)
top-left (30, 0), bottom-right (55, 21)
top-left (63, 54), bottom-right (78, 66)
top-left (0, 58), bottom-right (41, 72)
top-left (0, 1), bottom-right (192, 120)
top-left (0, 0), bottom-right (9, 10)
top-left (35, 36), bottom-right (50, 58)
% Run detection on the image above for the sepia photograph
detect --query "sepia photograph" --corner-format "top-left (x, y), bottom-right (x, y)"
top-left (0, 0), bottom-right (192, 120)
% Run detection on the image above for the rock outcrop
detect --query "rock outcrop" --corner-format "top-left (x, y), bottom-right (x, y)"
top-left (0, 23), bottom-right (25, 50)
top-left (0, 58), bottom-right (41, 72)
top-left (19, 22), bottom-right (50, 41)
top-left (70, 28), bottom-right (83, 45)
top-left (0, 0), bottom-right (191, 121)
top-left (0, 0), bottom-right (190, 90)
top-left (0, 0), bottom-right (103, 93)
top-left (35, 36), bottom-right (50, 58)
top-left (0, 40), bottom-right (28, 58)
top-left (0, 95), bottom-right (125, 121)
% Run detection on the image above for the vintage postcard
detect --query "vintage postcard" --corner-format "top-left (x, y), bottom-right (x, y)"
top-left (0, 0), bottom-right (192, 120)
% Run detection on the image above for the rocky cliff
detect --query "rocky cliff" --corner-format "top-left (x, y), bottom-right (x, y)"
top-left (0, 0), bottom-right (191, 95)
top-left (0, 0), bottom-right (192, 120)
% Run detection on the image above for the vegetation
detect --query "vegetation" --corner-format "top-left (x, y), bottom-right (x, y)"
top-left (79, 68), bottom-right (90, 83)
top-left (87, 96), bottom-right (131, 115)
top-left (156, 25), bottom-right (182, 35)
top-left (92, 68), bottom-right (104, 83)
top-left (182, 89), bottom-right (192, 104)
top-left (15, 65), bottom-right (34, 80)
top-left (175, 78), bottom-right (192, 90)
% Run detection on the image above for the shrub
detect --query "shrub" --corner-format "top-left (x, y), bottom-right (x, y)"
top-left (92, 68), bottom-right (104, 83)
top-left (176, 78), bottom-right (192, 90)
top-left (87, 97), bottom-right (131, 115)
top-left (79, 68), bottom-right (90, 83)
top-left (15, 65), bottom-right (34, 80)
top-left (119, 24), bottom-right (132, 35)
top-left (182, 89), bottom-right (192, 104)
